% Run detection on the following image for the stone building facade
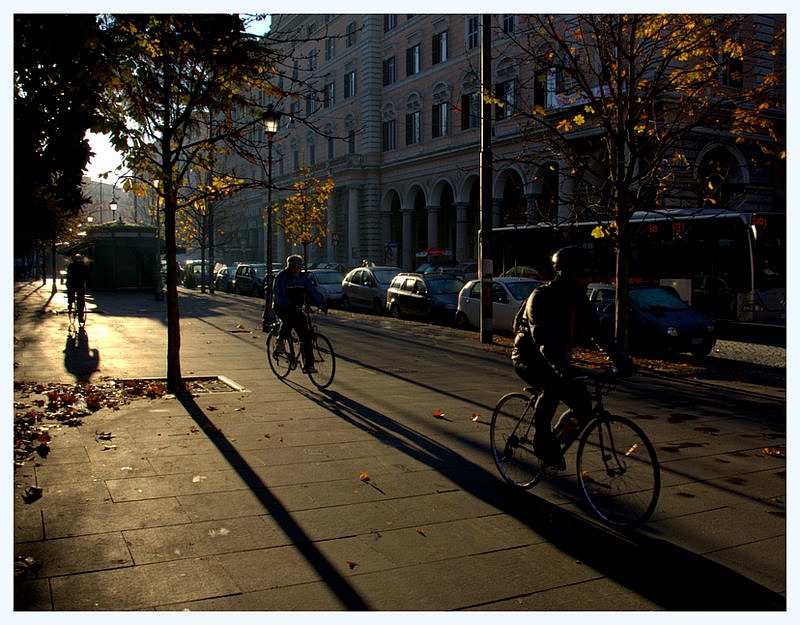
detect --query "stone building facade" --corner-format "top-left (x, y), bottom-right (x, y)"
top-left (213, 14), bottom-right (785, 273)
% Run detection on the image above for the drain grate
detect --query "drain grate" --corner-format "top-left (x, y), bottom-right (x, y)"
top-left (186, 376), bottom-right (245, 393)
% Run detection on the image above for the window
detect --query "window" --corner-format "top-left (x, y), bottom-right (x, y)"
top-left (327, 136), bottom-right (335, 160)
top-left (325, 37), bottom-right (335, 62)
top-left (502, 15), bottom-right (515, 35)
top-left (308, 141), bottom-right (316, 167)
top-left (432, 31), bottom-right (448, 65)
top-left (466, 16), bottom-right (480, 50)
top-left (346, 21), bottom-right (357, 47)
top-left (384, 15), bottom-right (397, 32)
top-left (406, 44), bottom-right (421, 76)
top-left (721, 50), bottom-right (743, 88)
top-left (383, 56), bottom-right (396, 86)
top-left (405, 110), bottom-right (421, 145)
top-left (308, 49), bottom-right (318, 71)
top-left (324, 82), bottom-right (335, 109)
top-left (382, 119), bottom-right (397, 151)
top-left (495, 79), bottom-right (516, 119)
top-left (305, 93), bottom-right (318, 116)
top-left (348, 129), bottom-right (356, 154)
top-left (344, 71), bottom-right (356, 98)
top-left (460, 92), bottom-right (480, 129)
top-left (432, 102), bottom-right (448, 138)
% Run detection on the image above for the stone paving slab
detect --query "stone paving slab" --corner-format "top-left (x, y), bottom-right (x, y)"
top-left (11, 281), bottom-right (787, 612)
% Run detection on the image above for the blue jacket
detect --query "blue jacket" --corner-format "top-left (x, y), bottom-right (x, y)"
top-left (273, 269), bottom-right (325, 309)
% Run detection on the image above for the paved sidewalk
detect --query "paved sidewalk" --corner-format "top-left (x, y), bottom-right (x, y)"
top-left (11, 281), bottom-right (787, 612)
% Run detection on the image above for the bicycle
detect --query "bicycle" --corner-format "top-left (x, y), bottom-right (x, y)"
top-left (266, 306), bottom-right (336, 389)
top-left (67, 290), bottom-right (86, 329)
top-left (490, 367), bottom-right (660, 528)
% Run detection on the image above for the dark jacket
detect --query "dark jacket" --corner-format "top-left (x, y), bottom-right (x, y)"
top-left (66, 260), bottom-right (88, 291)
top-left (512, 279), bottom-right (618, 378)
top-left (273, 269), bottom-right (324, 309)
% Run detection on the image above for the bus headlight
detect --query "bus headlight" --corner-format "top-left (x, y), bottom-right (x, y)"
top-left (667, 326), bottom-right (678, 337)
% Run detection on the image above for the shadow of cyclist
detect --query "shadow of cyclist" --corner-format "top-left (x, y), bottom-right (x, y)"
top-left (63, 327), bottom-right (100, 382)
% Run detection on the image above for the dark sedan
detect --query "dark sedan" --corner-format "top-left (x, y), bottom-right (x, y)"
top-left (587, 283), bottom-right (717, 356)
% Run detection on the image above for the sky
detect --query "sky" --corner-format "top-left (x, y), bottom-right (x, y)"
top-left (83, 11), bottom-right (273, 184)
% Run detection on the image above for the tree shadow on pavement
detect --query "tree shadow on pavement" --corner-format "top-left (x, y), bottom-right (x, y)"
top-left (306, 387), bottom-right (785, 611)
top-left (175, 392), bottom-right (371, 610)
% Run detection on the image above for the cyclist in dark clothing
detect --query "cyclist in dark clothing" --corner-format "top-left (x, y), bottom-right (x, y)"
top-left (272, 255), bottom-right (326, 372)
top-left (66, 254), bottom-right (89, 325)
top-left (511, 246), bottom-right (633, 469)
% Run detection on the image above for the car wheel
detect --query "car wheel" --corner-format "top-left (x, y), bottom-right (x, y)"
top-left (341, 295), bottom-right (351, 311)
top-left (233, 285), bottom-right (240, 295)
top-left (455, 311), bottom-right (472, 330)
top-left (372, 298), bottom-right (384, 316)
top-left (390, 302), bottom-right (401, 319)
top-left (690, 340), bottom-right (715, 357)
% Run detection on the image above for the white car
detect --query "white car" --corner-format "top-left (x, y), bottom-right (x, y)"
top-left (456, 277), bottom-right (541, 333)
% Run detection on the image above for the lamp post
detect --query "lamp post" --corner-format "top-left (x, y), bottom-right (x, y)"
top-left (109, 198), bottom-right (118, 222)
top-left (263, 104), bottom-right (281, 322)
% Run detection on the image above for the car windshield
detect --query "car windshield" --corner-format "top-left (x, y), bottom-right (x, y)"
top-left (630, 287), bottom-right (689, 312)
top-left (313, 271), bottom-right (344, 285)
top-left (426, 278), bottom-right (464, 295)
top-left (250, 264), bottom-right (267, 277)
top-left (506, 280), bottom-right (540, 300)
top-left (372, 269), bottom-right (399, 285)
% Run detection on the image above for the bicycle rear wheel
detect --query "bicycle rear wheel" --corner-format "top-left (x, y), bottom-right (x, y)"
top-left (307, 332), bottom-right (335, 389)
top-left (576, 415), bottom-right (660, 528)
top-left (490, 392), bottom-right (542, 488)
top-left (266, 329), bottom-right (295, 379)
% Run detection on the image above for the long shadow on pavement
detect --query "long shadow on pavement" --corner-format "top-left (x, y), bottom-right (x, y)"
top-left (176, 392), bottom-right (370, 610)
top-left (286, 383), bottom-right (785, 610)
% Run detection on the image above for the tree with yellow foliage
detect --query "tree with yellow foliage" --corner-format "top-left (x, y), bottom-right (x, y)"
top-left (273, 168), bottom-right (335, 263)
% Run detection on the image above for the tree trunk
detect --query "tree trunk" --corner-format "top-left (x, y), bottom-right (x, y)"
top-left (164, 189), bottom-right (184, 393)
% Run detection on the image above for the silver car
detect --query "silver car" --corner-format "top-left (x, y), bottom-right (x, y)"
top-left (341, 266), bottom-right (401, 315)
top-left (456, 277), bottom-right (541, 333)
top-left (305, 269), bottom-right (345, 307)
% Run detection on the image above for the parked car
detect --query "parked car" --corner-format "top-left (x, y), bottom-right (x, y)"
top-left (181, 260), bottom-right (211, 288)
top-left (305, 269), bottom-right (345, 307)
top-left (414, 259), bottom-right (460, 274)
top-left (341, 266), bottom-right (402, 314)
top-left (586, 283), bottom-right (717, 356)
top-left (232, 263), bottom-right (268, 297)
top-left (456, 277), bottom-right (542, 333)
top-left (386, 272), bottom-right (465, 323)
top-left (214, 265), bottom-right (235, 293)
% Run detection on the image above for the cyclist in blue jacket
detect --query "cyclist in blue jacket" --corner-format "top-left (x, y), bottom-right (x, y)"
top-left (271, 255), bottom-right (326, 372)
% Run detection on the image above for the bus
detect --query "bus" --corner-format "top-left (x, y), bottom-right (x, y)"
top-left (492, 209), bottom-right (785, 323)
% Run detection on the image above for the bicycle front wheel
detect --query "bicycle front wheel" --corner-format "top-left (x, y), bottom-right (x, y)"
top-left (490, 392), bottom-right (542, 488)
top-left (576, 415), bottom-right (660, 528)
top-left (307, 332), bottom-right (335, 389)
top-left (266, 329), bottom-right (294, 379)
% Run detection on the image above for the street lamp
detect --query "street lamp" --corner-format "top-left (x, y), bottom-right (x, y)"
top-left (109, 197), bottom-right (118, 222)
top-left (263, 104), bottom-right (281, 322)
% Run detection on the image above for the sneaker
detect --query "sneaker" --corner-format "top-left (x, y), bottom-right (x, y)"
top-left (533, 432), bottom-right (565, 476)
top-left (273, 340), bottom-right (286, 355)
top-left (302, 365), bottom-right (317, 374)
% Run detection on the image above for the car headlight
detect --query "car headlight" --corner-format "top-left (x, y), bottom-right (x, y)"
top-left (667, 326), bottom-right (678, 337)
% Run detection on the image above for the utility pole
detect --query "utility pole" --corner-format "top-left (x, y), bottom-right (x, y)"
top-left (479, 14), bottom-right (493, 344)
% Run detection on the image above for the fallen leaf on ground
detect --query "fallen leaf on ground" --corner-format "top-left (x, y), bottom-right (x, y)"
top-left (416, 528), bottom-right (426, 537)
top-left (346, 560), bottom-right (359, 569)
top-left (359, 472), bottom-right (370, 482)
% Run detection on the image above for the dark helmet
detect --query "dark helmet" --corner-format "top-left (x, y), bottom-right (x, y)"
top-left (552, 246), bottom-right (592, 276)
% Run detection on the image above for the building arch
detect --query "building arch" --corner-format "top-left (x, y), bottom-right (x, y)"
top-left (695, 142), bottom-right (750, 209)
top-left (495, 166), bottom-right (526, 226)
